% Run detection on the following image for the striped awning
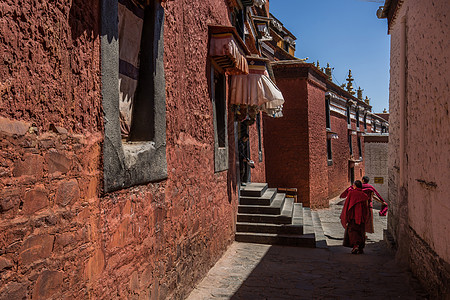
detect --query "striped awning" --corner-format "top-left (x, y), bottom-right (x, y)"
top-left (231, 57), bottom-right (284, 117)
top-left (209, 26), bottom-right (250, 75)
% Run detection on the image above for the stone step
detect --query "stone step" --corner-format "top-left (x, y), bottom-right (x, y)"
top-left (302, 207), bottom-right (315, 235)
top-left (237, 198), bottom-right (294, 224)
top-left (235, 232), bottom-right (316, 248)
top-left (292, 203), bottom-right (303, 226)
top-left (238, 193), bottom-right (286, 215)
top-left (236, 222), bottom-right (303, 235)
top-left (311, 210), bottom-right (328, 249)
top-left (240, 182), bottom-right (268, 197)
top-left (239, 188), bottom-right (277, 206)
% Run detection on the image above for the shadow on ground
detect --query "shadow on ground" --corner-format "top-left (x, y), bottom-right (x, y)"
top-left (228, 242), bottom-right (428, 300)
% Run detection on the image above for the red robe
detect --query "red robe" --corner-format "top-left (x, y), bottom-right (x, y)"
top-left (340, 188), bottom-right (369, 229)
top-left (362, 183), bottom-right (386, 203)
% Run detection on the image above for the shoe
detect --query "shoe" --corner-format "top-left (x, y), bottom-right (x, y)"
top-left (351, 246), bottom-right (359, 254)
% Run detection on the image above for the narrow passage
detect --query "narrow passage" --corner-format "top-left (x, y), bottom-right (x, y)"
top-left (187, 198), bottom-right (427, 299)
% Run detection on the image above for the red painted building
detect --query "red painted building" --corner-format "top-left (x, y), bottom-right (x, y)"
top-left (0, 0), bottom-right (282, 298)
top-left (264, 60), bottom-right (385, 208)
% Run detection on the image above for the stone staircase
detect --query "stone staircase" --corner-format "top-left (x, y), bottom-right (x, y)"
top-left (235, 183), bottom-right (317, 247)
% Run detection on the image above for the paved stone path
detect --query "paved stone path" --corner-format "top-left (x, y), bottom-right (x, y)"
top-left (186, 198), bottom-right (428, 299)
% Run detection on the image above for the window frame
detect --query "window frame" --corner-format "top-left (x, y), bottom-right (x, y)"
top-left (101, 0), bottom-right (167, 192)
top-left (211, 66), bottom-right (229, 172)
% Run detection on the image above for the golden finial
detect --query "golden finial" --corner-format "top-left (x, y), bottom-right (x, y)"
top-left (364, 96), bottom-right (370, 105)
top-left (325, 63), bottom-right (332, 81)
top-left (383, 108), bottom-right (387, 113)
top-left (346, 70), bottom-right (355, 95)
top-left (357, 86), bottom-right (363, 100)
top-left (341, 83), bottom-right (346, 89)
top-left (316, 60), bottom-right (320, 68)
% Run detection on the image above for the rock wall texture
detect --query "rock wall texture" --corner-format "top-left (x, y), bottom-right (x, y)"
top-left (364, 141), bottom-right (388, 200)
top-left (387, 0), bottom-right (450, 297)
top-left (306, 80), bottom-right (329, 208)
top-left (248, 116), bottom-right (266, 183)
top-left (0, 0), bottom-right (257, 299)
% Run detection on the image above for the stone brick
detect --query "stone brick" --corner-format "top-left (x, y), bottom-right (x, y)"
top-left (45, 150), bottom-right (72, 174)
top-left (109, 218), bottom-right (131, 249)
top-left (0, 281), bottom-right (28, 300)
top-left (130, 270), bottom-right (139, 292)
top-left (22, 186), bottom-right (49, 214)
top-left (0, 256), bottom-right (14, 272)
top-left (0, 116), bottom-right (31, 136)
top-left (85, 248), bottom-right (105, 281)
top-left (0, 188), bottom-right (21, 212)
top-left (54, 232), bottom-right (75, 251)
top-left (19, 234), bottom-right (54, 265)
top-left (12, 153), bottom-right (44, 178)
top-left (32, 270), bottom-right (64, 300)
top-left (55, 179), bottom-right (80, 207)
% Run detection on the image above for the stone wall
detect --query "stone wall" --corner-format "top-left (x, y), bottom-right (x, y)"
top-left (386, 0), bottom-right (450, 297)
top-left (364, 137), bottom-right (388, 200)
top-left (0, 0), bottom-right (254, 299)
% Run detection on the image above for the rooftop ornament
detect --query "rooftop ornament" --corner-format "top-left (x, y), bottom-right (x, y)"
top-left (346, 69), bottom-right (355, 95)
top-left (364, 96), bottom-right (370, 105)
top-left (325, 63), bottom-right (333, 81)
top-left (357, 86), bottom-right (364, 100)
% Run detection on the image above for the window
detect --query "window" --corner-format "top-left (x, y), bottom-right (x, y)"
top-left (101, 0), bottom-right (167, 192)
top-left (284, 41), bottom-right (289, 53)
top-left (256, 113), bottom-right (263, 162)
top-left (325, 97), bottom-right (331, 129)
top-left (357, 136), bottom-right (362, 159)
top-left (213, 69), bottom-right (226, 148)
top-left (232, 8), bottom-right (245, 40)
top-left (363, 113), bottom-right (367, 130)
top-left (327, 139), bottom-right (332, 163)
top-left (348, 134), bottom-right (353, 155)
top-left (373, 122), bottom-right (377, 132)
top-left (355, 109), bottom-right (360, 128)
top-left (211, 67), bottom-right (228, 172)
top-left (346, 106), bottom-right (351, 125)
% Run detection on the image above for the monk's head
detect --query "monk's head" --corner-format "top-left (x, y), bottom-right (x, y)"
top-left (353, 180), bottom-right (363, 189)
top-left (362, 176), bottom-right (370, 184)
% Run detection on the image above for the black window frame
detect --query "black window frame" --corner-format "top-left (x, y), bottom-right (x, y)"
top-left (348, 133), bottom-right (353, 155)
top-left (101, 0), bottom-right (167, 192)
top-left (325, 97), bottom-right (331, 129)
top-left (211, 66), bottom-right (229, 172)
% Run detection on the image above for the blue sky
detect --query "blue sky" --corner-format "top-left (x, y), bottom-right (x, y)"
top-left (269, 0), bottom-right (390, 113)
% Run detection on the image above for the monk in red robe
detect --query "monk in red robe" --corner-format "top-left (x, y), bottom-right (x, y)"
top-left (340, 180), bottom-right (370, 254)
top-left (362, 176), bottom-right (388, 217)
top-left (340, 176), bottom-right (388, 234)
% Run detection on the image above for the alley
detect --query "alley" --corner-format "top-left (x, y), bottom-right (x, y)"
top-left (186, 199), bottom-right (428, 299)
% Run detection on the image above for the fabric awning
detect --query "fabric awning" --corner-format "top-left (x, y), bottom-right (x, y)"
top-left (209, 26), bottom-right (250, 75)
top-left (231, 57), bottom-right (284, 117)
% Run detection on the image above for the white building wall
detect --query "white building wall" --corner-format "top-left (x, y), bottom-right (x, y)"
top-left (364, 141), bottom-right (388, 200)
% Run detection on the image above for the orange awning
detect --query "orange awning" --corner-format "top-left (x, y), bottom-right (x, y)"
top-left (209, 25), bottom-right (250, 75)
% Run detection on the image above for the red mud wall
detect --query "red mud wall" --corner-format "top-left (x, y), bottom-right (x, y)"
top-left (306, 81), bottom-right (328, 208)
top-left (0, 0), bottom-right (102, 133)
top-left (248, 115), bottom-right (266, 183)
top-left (327, 112), bottom-right (351, 197)
top-left (263, 77), bottom-right (311, 206)
top-left (0, 0), bottom-right (242, 299)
